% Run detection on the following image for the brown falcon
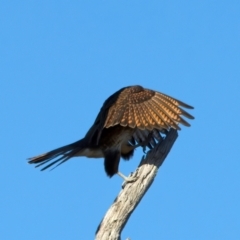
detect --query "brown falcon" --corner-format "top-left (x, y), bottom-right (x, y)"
top-left (28, 85), bottom-right (194, 179)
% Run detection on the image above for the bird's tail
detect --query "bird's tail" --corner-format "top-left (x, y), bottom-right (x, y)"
top-left (28, 139), bottom-right (86, 171)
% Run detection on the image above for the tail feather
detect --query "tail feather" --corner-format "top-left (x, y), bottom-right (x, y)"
top-left (28, 139), bottom-right (85, 171)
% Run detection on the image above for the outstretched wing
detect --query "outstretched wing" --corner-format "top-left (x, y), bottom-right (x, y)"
top-left (104, 85), bottom-right (194, 131)
top-left (85, 85), bottom-right (194, 146)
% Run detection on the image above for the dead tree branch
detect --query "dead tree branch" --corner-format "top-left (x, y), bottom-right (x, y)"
top-left (95, 129), bottom-right (178, 240)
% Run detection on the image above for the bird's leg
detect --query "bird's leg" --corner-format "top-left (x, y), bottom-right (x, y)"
top-left (117, 171), bottom-right (137, 183)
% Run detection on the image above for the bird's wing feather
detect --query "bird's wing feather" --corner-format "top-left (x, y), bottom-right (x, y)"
top-left (85, 85), bottom-right (194, 146)
top-left (104, 85), bottom-right (194, 131)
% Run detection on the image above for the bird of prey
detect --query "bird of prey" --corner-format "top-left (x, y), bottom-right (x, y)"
top-left (28, 85), bottom-right (194, 180)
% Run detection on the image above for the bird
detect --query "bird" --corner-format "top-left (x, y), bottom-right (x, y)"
top-left (28, 85), bottom-right (194, 180)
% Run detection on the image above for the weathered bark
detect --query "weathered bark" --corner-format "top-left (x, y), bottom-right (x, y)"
top-left (95, 129), bottom-right (178, 240)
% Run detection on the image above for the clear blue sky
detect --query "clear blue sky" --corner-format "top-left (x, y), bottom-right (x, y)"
top-left (1, 1), bottom-right (239, 239)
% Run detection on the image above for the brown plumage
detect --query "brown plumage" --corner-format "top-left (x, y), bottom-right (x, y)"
top-left (28, 85), bottom-right (194, 178)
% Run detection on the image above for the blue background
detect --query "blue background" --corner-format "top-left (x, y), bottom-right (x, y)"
top-left (1, 1), bottom-right (239, 239)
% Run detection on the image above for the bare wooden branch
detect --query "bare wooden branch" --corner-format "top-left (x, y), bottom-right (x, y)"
top-left (95, 129), bottom-right (178, 240)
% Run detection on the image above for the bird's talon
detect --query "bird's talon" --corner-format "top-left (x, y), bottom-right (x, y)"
top-left (121, 176), bottom-right (137, 188)
top-left (117, 171), bottom-right (137, 188)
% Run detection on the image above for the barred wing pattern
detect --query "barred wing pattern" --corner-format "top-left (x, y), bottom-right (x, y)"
top-left (104, 85), bottom-right (194, 131)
